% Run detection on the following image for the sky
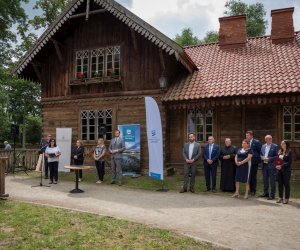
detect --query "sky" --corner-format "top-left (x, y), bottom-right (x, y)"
top-left (23, 0), bottom-right (300, 40)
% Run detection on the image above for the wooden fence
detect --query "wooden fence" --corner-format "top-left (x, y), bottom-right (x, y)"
top-left (0, 149), bottom-right (39, 173)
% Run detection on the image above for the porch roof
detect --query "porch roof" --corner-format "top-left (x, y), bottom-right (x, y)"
top-left (163, 32), bottom-right (300, 105)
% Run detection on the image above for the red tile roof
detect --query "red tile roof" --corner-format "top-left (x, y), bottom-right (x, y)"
top-left (163, 32), bottom-right (300, 102)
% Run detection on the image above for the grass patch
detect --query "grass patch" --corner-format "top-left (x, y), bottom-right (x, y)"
top-left (0, 200), bottom-right (225, 250)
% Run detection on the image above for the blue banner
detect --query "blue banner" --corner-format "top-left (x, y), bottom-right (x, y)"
top-left (118, 124), bottom-right (141, 175)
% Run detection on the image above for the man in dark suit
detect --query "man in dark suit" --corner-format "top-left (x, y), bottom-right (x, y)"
top-left (109, 129), bottom-right (125, 186)
top-left (180, 133), bottom-right (201, 193)
top-left (246, 131), bottom-right (262, 195)
top-left (260, 135), bottom-right (278, 200)
top-left (203, 136), bottom-right (220, 192)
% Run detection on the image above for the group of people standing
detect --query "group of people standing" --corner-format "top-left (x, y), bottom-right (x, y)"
top-left (181, 131), bottom-right (293, 204)
top-left (39, 129), bottom-right (125, 186)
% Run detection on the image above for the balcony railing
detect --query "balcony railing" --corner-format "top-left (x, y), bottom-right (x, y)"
top-left (69, 75), bottom-right (122, 87)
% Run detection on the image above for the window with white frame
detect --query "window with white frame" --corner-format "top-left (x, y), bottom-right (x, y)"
top-left (75, 46), bottom-right (121, 79)
top-left (187, 109), bottom-right (213, 141)
top-left (81, 109), bottom-right (113, 140)
top-left (283, 106), bottom-right (300, 141)
top-left (76, 50), bottom-right (89, 78)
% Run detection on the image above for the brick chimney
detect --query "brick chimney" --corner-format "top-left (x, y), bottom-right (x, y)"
top-left (271, 7), bottom-right (294, 44)
top-left (219, 15), bottom-right (247, 49)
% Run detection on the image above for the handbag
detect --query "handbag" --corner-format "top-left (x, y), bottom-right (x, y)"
top-left (274, 156), bottom-right (284, 182)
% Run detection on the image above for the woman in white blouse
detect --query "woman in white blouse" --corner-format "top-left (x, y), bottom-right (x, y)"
top-left (45, 139), bottom-right (61, 184)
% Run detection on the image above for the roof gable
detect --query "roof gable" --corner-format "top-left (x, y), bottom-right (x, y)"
top-left (14, 0), bottom-right (196, 76)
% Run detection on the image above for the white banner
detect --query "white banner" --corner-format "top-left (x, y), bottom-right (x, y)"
top-left (145, 97), bottom-right (164, 180)
top-left (56, 128), bottom-right (72, 172)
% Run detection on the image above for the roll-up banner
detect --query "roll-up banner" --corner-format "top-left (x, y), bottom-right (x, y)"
top-left (56, 128), bottom-right (72, 172)
top-left (118, 124), bottom-right (141, 175)
top-left (145, 97), bottom-right (164, 180)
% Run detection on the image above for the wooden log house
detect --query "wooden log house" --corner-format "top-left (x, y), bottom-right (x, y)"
top-left (14, 1), bottom-right (300, 171)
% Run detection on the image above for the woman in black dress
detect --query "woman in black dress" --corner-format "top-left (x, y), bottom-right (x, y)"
top-left (232, 139), bottom-right (253, 199)
top-left (72, 140), bottom-right (85, 181)
top-left (276, 140), bottom-right (292, 204)
top-left (219, 138), bottom-right (236, 192)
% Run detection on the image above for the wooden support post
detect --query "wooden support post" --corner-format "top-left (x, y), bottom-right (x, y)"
top-left (69, 9), bottom-right (106, 19)
top-left (0, 157), bottom-right (9, 198)
top-left (86, 0), bottom-right (90, 21)
top-left (32, 63), bottom-right (43, 83)
top-left (51, 39), bottom-right (63, 63)
top-left (159, 49), bottom-right (166, 71)
top-left (130, 29), bottom-right (138, 52)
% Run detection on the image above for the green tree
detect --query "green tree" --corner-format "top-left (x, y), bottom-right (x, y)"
top-left (174, 28), bottom-right (200, 46)
top-left (1, 68), bottom-right (41, 147)
top-left (224, 0), bottom-right (268, 37)
top-left (200, 31), bottom-right (219, 44)
top-left (29, 0), bottom-right (70, 29)
top-left (0, 0), bottom-right (28, 66)
top-left (25, 115), bottom-right (42, 145)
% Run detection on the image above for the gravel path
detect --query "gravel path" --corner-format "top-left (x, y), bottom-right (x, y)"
top-left (4, 175), bottom-right (300, 250)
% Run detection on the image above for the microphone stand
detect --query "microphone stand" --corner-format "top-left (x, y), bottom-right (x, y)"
top-left (32, 153), bottom-right (50, 188)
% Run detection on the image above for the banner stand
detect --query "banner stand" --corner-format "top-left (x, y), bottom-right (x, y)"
top-left (156, 180), bottom-right (169, 192)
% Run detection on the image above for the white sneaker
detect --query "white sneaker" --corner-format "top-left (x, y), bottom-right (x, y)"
top-left (78, 178), bottom-right (82, 182)
top-left (96, 180), bottom-right (102, 184)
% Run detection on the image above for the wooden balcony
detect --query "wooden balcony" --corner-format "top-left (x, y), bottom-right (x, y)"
top-left (69, 75), bottom-right (122, 88)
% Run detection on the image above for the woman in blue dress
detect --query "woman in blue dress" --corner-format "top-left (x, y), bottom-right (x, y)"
top-left (232, 139), bottom-right (253, 199)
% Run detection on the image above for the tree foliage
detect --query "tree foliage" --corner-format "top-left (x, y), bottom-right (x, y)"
top-left (200, 31), bottom-right (219, 44)
top-left (224, 0), bottom-right (268, 37)
top-left (0, 0), bottom-right (28, 66)
top-left (29, 0), bottom-right (70, 29)
top-left (174, 28), bottom-right (200, 47)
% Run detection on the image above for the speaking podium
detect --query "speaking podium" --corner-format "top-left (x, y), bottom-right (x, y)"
top-left (0, 157), bottom-right (9, 198)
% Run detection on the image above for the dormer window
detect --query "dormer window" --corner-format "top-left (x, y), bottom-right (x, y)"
top-left (75, 46), bottom-right (121, 79)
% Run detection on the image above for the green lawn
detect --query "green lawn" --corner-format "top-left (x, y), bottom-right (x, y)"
top-left (0, 200), bottom-right (226, 250)
top-left (27, 168), bottom-right (300, 199)
top-left (60, 170), bottom-right (300, 199)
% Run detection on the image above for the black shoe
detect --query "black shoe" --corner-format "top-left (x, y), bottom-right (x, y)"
top-left (110, 181), bottom-right (115, 184)
top-left (258, 193), bottom-right (269, 198)
top-left (206, 188), bottom-right (211, 192)
top-left (179, 188), bottom-right (187, 193)
top-left (190, 187), bottom-right (195, 193)
top-left (267, 197), bottom-right (274, 200)
top-left (250, 192), bottom-right (256, 196)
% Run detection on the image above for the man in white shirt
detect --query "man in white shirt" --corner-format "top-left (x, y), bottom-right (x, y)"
top-left (260, 135), bottom-right (278, 200)
top-left (109, 129), bottom-right (125, 185)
